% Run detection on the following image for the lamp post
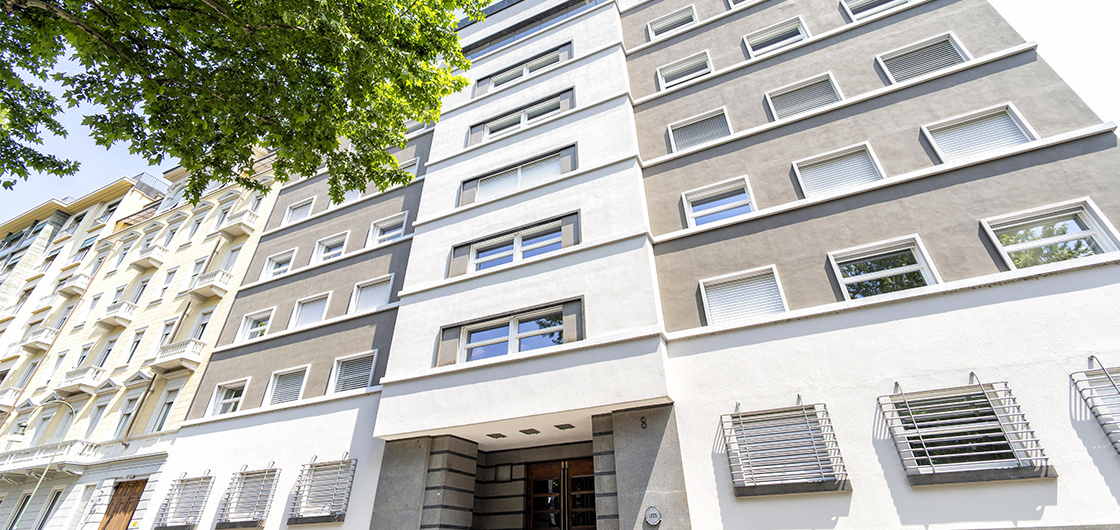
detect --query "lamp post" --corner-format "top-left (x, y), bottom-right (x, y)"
top-left (10, 399), bottom-right (78, 530)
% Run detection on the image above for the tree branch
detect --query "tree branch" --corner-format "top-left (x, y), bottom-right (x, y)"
top-left (5, 0), bottom-right (136, 66)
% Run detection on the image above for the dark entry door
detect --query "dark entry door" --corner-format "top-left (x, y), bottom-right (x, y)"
top-left (97, 479), bottom-right (147, 530)
top-left (527, 458), bottom-right (596, 530)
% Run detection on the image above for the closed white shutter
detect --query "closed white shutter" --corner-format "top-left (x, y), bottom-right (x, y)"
top-left (706, 272), bottom-right (785, 325)
top-left (294, 297), bottom-right (327, 327)
top-left (883, 38), bottom-right (966, 82)
top-left (672, 113), bottom-right (731, 151)
top-left (660, 54), bottom-right (710, 88)
top-left (478, 169), bottom-right (518, 201)
top-left (518, 154), bottom-right (562, 189)
top-left (354, 280), bottom-right (390, 313)
top-left (335, 354), bottom-right (376, 392)
top-left (287, 202), bottom-right (312, 223)
top-left (270, 370), bottom-right (305, 405)
top-left (769, 78), bottom-right (841, 119)
top-left (797, 147), bottom-right (883, 196)
top-left (929, 110), bottom-right (1029, 161)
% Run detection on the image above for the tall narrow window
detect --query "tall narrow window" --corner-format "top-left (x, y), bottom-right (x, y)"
top-left (163, 223), bottom-right (183, 246)
top-left (33, 490), bottom-right (63, 530)
top-left (126, 330), bottom-right (145, 364)
top-left (6, 495), bottom-right (30, 530)
top-left (669, 110), bottom-right (732, 152)
top-left (113, 243), bottom-right (134, 267)
top-left (292, 295), bottom-right (329, 329)
top-left (85, 402), bottom-right (106, 438)
top-left (647, 6), bottom-right (696, 40)
top-left (114, 398), bottom-right (138, 438)
top-left (160, 267), bottom-right (178, 297)
top-left (94, 336), bottom-right (117, 367)
top-left (657, 52), bottom-right (712, 90)
top-left (220, 245), bottom-right (242, 271)
top-left (268, 369), bottom-right (307, 405)
top-left (922, 104), bottom-right (1035, 162)
top-left (877, 33), bottom-right (969, 83)
top-left (701, 266), bottom-right (787, 325)
top-left (351, 278), bottom-right (391, 314)
top-left (766, 73), bottom-right (842, 120)
top-left (151, 389), bottom-right (179, 432)
top-left (829, 236), bottom-right (939, 300)
top-left (191, 310), bottom-right (213, 340)
top-left (744, 17), bottom-right (809, 58)
top-left (793, 143), bottom-right (886, 197)
top-left (982, 198), bottom-right (1120, 270)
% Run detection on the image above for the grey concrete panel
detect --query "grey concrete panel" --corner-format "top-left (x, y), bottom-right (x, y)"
top-left (611, 404), bottom-right (692, 530)
top-left (907, 465), bottom-right (1057, 487)
top-left (653, 133), bottom-right (1120, 330)
top-left (370, 437), bottom-right (432, 530)
top-left (424, 436), bottom-right (479, 529)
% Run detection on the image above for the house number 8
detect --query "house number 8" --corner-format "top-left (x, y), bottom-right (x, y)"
top-left (640, 417), bottom-right (647, 429)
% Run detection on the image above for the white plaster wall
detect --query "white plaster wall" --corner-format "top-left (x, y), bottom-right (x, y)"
top-left (666, 264), bottom-right (1120, 529)
top-left (140, 393), bottom-right (384, 530)
top-left (457, 0), bottom-right (586, 49)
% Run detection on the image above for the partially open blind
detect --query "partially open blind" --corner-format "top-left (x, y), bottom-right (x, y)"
top-left (928, 110), bottom-right (1029, 161)
top-left (705, 271), bottom-right (784, 325)
top-left (797, 147), bottom-right (883, 196)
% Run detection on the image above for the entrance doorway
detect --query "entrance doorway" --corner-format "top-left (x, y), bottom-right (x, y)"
top-left (97, 479), bottom-right (147, 530)
top-left (527, 458), bottom-right (596, 530)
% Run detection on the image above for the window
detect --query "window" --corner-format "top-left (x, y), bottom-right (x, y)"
top-left (111, 286), bottom-right (125, 304)
top-left (657, 51), bottom-right (712, 90)
top-left (922, 104), bottom-right (1036, 162)
top-left (84, 295), bottom-right (101, 324)
top-left (155, 476), bottom-right (214, 529)
top-left (291, 294), bottom-right (329, 329)
top-left (75, 345), bottom-right (92, 368)
top-left (249, 193), bottom-right (265, 212)
top-left (267, 368), bottom-right (307, 405)
top-left (89, 251), bottom-right (107, 272)
top-left (981, 198), bottom-right (1119, 270)
top-left (114, 397), bottom-right (138, 438)
top-left (463, 146), bottom-right (577, 205)
top-left (220, 245), bottom-right (242, 271)
top-left (71, 236), bottom-right (97, 263)
top-left (792, 143), bottom-right (886, 197)
top-left (130, 277), bottom-right (150, 303)
top-left (32, 490), bottom-right (63, 530)
top-left (370, 214), bottom-right (406, 245)
top-left (157, 319), bottom-right (177, 352)
top-left (39, 248), bottom-right (59, 272)
top-left (289, 459), bottom-right (357, 522)
top-left (348, 277), bottom-right (391, 314)
top-left (5, 495), bottom-right (30, 530)
top-left (765, 73), bottom-right (842, 120)
top-left (744, 17), bottom-right (809, 58)
top-left (187, 216), bottom-right (205, 238)
top-left (285, 199), bottom-right (314, 225)
top-left (647, 5), bottom-right (696, 41)
top-left (879, 380), bottom-right (1049, 485)
top-left (841, 0), bottom-right (907, 21)
top-left (332, 352), bottom-right (377, 393)
top-left (314, 234), bottom-right (347, 263)
top-left (160, 267), bottom-right (178, 297)
top-left (876, 33), bottom-right (970, 84)
top-left (462, 307), bottom-right (565, 362)
top-left (189, 258), bottom-right (206, 287)
top-left (55, 303), bottom-right (75, 328)
top-left (126, 329), bottom-right (145, 363)
top-left (213, 381), bottom-right (247, 415)
top-left (238, 310), bottom-right (273, 342)
top-left (113, 242), bottom-right (134, 267)
top-left (399, 158), bottom-right (419, 178)
top-left (262, 250), bottom-right (295, 279)
top-left (683, 178), bottom-right (753, 227)
top-left (700, 266), bottom-right (787, 326)
top-left (217, 468), bottom-right (280, 526)
top-left (190, 309), bottom-right (213, 341)
top-left (468, 90), bottom-right (574, 144)
top-left (85, 402), bottom-right (107, 438)
top-left (721, 403), bottom-right (848, 496)
top-left (16, 360), bottom-right (39, 388)
top-left (828, 236), bottom-right (939, 300)
top-left (97, 201), bottom-right (120, 223)
top-left (151, 388), bottom-right (179, 432)
top-left (472, 221), bottom-right (564, 271)
top-left (669, 109), bottom-right (731, 152)
top-left (162, 222), bottom-right (182, 246)
top-left (477, 43), bottom-right (572, 95)
top-left (32, 413), bottom-right (55, 445)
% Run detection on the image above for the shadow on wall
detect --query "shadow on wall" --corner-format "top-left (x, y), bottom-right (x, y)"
top-left (1069, 374), bottom-right (1120, 504)
top-left (871, 401), bottom-right (1056, 525)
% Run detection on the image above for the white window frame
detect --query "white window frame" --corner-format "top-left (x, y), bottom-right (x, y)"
top-left (31, 489), bottom-right (63, 530)
top-left (190, 308), bottom-right (215, 341)
top-left (646, 5), bottom-right (697, 42)
top-left (743, 16), bottom-right (810, 58)
top-left (262, 365), bottom-right (310, 406)
top-left (219, 244), bottom-right (244, 272)
top-left (667, 107), bottom-right (732, 153)
top-left (85, 399), bottom-right (110, 438)
top-left (399, 158), bottom-right (420, 178)
top-left (791, 142), bottom-right (887, 198)
top-left (875, 32), bottom-right (971, 85)
top-left (125, 327), bottom-right (146, 364)
top-left (113, 394), bottom-right (141, 439)
top-left (828, 234), bottom-right (941, 301)
top-left (656, 50), bottom-right (713, 90)
top-left (145, 378), bottom-right (184, 433)
top-left (288, 292), bottom-right (332, 330)
top-left (699, 265), bottom-right (788, 325)
top-left (841, 0), bottom-right (908, 22)
top-left (980, 197), bottom-right (1120, 270)
top-left (159, 267), bottom-right (178, 298)
top-left (469, 220), bottom-right (564, 272)
top-left (210, 378), bottom-right (250, 416)
top-left (920, 102), bottom-right (1038, 164)
top-left (283, 198), bottom-right (316, 226)
top-left (313, 232), bottom-right (349, 264)
top-left (260, 248), bottom-right (298, 281)
top-left (5, 494), bottom-right (31, 530)
top-left (459, 306), bottom-right (566, 363)
top-left (369, 213), bottom-right (407, 247)
top-left (154, 318), bottom-right (178, 356)
top-left (237, 308), bottom-right (277, 342)
top-left (764, 72), bottom-right (843, 121)
top-left (348, 275), bottom-right (393, 315)
top-left (483, 94), bottom-right (567, 141)
top-left (483, 46), bottom-right (567, 92)
top-left (328, 350), bottom-right (379, 393)
top-left (682, 176), bottom-right (755, 228)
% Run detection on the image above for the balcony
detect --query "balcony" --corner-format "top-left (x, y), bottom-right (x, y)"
top-left (130, 244), bottom-right (168, 270)
top-left (97, 301), bottom-right (137, 328)
top-left (218, 210), bottom-right (260, 238)
top-left (189, 270), bottom-right (232, 299)
top-left (0, 439), bottom-right (100, 478)
top-left (153, 339), bottom-right (204, 372)
top-left (0, 388), bottom-right (20, 413)
top-left (19, 327), bottom-right (59, 352)
top-left (57, 273), bottom-right (91, 296)
top-left (57, 366), bottom-right (106, 395)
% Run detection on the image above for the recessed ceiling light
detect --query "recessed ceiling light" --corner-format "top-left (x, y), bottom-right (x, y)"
top-left (486, 433), bottom-right (507, 439)
top-left (519, 428), bottom-right (541, 435)
top-left (554, 424), bottom-right (575, 430)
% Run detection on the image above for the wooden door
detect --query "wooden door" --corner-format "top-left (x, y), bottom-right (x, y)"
top-left (97, 480), bottom-right (146, 530)
top-left (526, 459), bottom-right (596, 530)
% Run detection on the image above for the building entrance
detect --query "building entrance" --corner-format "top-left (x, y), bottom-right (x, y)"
top-left (527, 458), bottom-right (596, 530)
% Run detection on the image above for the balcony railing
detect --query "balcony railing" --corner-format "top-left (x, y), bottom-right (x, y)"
top-left (97, 301), bottom-right (137, 327)
top-left (20, 327), bottom-right (59, 351)
top-left (190, 270), bottom-right (232, 299)
top-left (58, 365), bottom-right (106, 394)
top-left (218, 210), bottom-right (260, 238)
top-left (131, 244), bottom-right (168, 270)
top-left (0, 439), bottom-right (100, 473)
top-left (57, 273), bottom-right (91, 296)
top-left (154, 338), bottom-right (205, 371)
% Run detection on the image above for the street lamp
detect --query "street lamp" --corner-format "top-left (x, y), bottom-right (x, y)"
top-left (10, 399), bottom-right (78, 530)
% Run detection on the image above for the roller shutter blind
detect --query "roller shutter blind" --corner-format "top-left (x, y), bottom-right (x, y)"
top-left (797, 147), bottom-right (883, 196)
top-left (335, 354), bottom-right (376, 392)
top-left (770, 78), bottom-right (841, 119)
top-left (354, 280), bottom-right (391, 313)
top-left (929, 110), bottom-right (1030, 161)
top-left (883, 38), bottom-right (966, 82)
top-left (672, 113), bottom-right (731, 151)
top-left (706, 272), bottom-right (785, 325)
top-left (294, 297), bottom-right (327, 327)
top-left (270, 370), bottom-right (306, 405)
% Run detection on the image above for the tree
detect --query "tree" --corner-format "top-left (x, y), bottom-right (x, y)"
top-left (1, 0), bottom-right (485, 203)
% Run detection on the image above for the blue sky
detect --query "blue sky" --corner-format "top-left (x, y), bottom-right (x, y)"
top-left (2, 0), bottom-right (1117, 212)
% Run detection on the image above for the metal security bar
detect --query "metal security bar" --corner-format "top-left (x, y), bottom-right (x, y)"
top-left (155, 475), bottom-right (214, 528)
top-left (1072, 356), bottom-right (1120, 453)
top-left (880, 380), bottom-right (1047, 475)
top-left (217, 468), bottom-right (280, 526)
top-left (721, 403), bottom-right (847, 489)
top-left (288, 459), bottom-right (357, 522)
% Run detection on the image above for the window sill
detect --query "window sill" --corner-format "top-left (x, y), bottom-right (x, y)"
top-left (52, 232), bottom-right (73, 244)
top-left (58, 261), bottom-right (81, 272)
top-left (908, 465), bottom-right (1056, 487)
top-left (104, 270), bottom-right (116, 277)
top-left (211, 304), bottom-right (400, 355)
top-left (734, 478), bottom-right (851, 498)
top-left (24, 271), bottom-right (45, 282)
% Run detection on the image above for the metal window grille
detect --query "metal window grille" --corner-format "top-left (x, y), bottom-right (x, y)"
top-left (769, 78), bottom-right (841, 120)
top-left (704, 271), bottom-right (784, 325)
top-left (928, 109), bottom-right (1030, 161)
top-left (289, 459), bottom-right (357, 522)
top-left (721, 403), bottom-right (847, 489)
top-left (217, 468), bottom-right (281, 526)
top-left (882, 37), bottom-right (966, 82)
top-left (795, 146), bottom-right (883, 196)
top-left (879, 381), bottom-right (1047, 475)
top-left (671, 113), bottom-right (731, 151)
top-left (335, 354), bottom-right (376, 393)
top-left (1072, 357), bottom-right (1120, 453)
top-left (155, 476), bottom-right (214, 528)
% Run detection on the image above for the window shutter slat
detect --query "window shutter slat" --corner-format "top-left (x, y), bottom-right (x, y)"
top-left (883, 39), bottom-right (966, 82)
top-left (673, 114), bottom-right (731, 151)
top-left (478, 169), bottom-right (519, 201)
top-left (289, 203), bottom-right (312, 223)
top-left (295, 297), bottom-right (327, 327)
top-left (661, 55), bottom-right (710, 87)
top-left (797, 148), bottom-right (883, 196)
top-left (271, 370), bottom-right (306, 405)
top-left (518, 154), bottom-right (562, 188)
top-left (770, 79), bottom-right (841, 119)
top-left (336, 354), bottom-right (376, 392)
top-left (930, 111), bottom-right (1029, 161)
top-left (706, 272), bottom-right (785, 325)
top-left (355, 280), bottom-right (391, 313)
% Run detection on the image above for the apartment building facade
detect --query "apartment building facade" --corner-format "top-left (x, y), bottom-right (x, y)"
top-left (0, 165), bottom-right (275, 530)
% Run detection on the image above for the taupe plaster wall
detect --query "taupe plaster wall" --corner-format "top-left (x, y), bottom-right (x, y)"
top-left (653, 133), bottom-right (1120, 331)
top-left (620, 0), bottom-right (762, 50)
